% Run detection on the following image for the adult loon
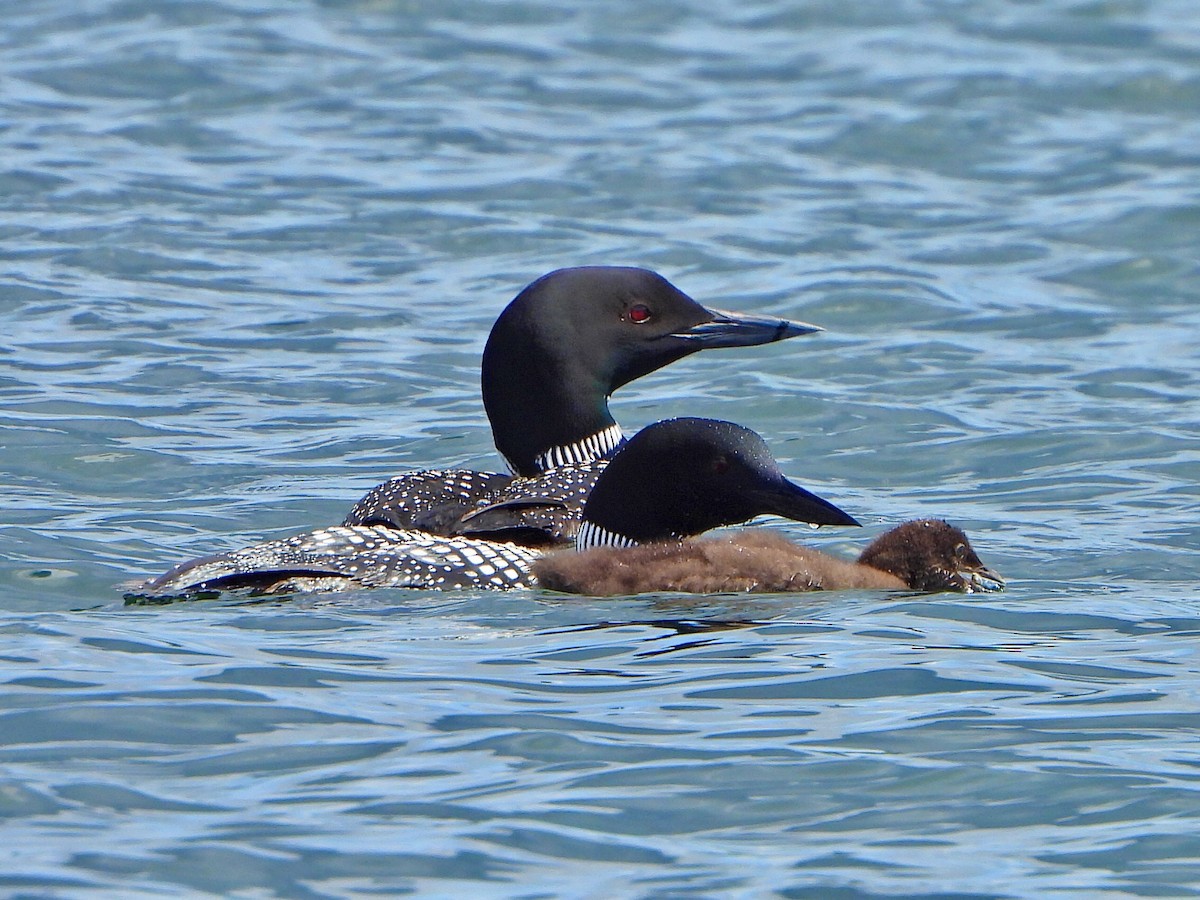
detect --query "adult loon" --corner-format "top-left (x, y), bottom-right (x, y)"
top-left (535, 520), bottom-right (1005, 596)
top-left (128, 418), bottom-right (857, 599)
top-left (342, 266), bottom-right (824, 543)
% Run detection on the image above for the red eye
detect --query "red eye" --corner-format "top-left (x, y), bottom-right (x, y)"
top-left (628, 304), bottom-right (651, 323)
top-left (712, 456), bottom-right (729, 475)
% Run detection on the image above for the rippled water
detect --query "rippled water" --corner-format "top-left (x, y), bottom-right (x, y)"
top-left (3, 0), bottom-right (1200, 896)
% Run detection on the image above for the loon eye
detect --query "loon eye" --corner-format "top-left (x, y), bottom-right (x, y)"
top-left (627, 304), bottom-right (652, 323)
top-left (712, 455), bottom-right (730, 476)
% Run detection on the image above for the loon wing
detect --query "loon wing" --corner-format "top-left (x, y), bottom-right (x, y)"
top-left (127, 526), bottom-right (542, 599)
top-left (343, 463), bottom-right (607, 547)
top-left (460, 497), bottom-right (569, 521)
top-left (451, 462), bottom-right (608, 545)
top-left (342, 469), bottom-right (514, 532)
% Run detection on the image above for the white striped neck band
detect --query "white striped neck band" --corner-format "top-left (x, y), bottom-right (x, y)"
top-left (575, 520), bottom-right (639, 552)
top-left (534, 424), bottom-right (625, 473)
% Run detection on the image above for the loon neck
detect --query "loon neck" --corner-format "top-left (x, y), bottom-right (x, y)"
top-left (532, 424), bottom-right (626, 473)
top-left (483, 364), bottom-right (625, 475)
top-left (576, 520), bottom-right (646, 551)
top-left (482, 316), bottom-right (627, 477)
top-left (484, 376), bottom-right (619, 476)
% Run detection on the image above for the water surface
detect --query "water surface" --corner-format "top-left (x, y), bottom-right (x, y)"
top-left (3, 1), bottom-right (1199, 896)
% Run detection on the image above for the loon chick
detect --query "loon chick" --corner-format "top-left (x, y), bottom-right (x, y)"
top-left (535, 520), bottom-right (1004, 597)
top-left (129, 418), bottom-right (856, 599)
top-left (343, 266), bottom-right (823, 540)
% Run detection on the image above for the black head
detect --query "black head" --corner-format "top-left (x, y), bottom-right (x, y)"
top-left (856, 519), bottom-right (1005, 593)
top-left (481, 267), bottom-right (821, 475)
top-left (579, 417), bottom-right (859, 545)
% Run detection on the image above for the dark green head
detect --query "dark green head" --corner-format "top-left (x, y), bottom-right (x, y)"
top-left (481, 268), bottom-right (821, 476)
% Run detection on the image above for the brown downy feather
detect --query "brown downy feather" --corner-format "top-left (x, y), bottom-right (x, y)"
top-left (534, 520), bottom-right (1000, 597)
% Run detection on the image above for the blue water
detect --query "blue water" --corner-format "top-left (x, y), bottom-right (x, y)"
top-left (4, 0), bottom-right (1200, 895)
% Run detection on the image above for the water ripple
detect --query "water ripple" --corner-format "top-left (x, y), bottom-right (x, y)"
top-left (4, 0), bottom-right (1200, 895)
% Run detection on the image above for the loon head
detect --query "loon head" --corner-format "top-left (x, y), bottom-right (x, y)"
top-left (575, 417), bottom-right (859, 548)
top-left (481, 267), bottom-right (821, 476)
top-left (857, 519), bottom-right (1005, 593)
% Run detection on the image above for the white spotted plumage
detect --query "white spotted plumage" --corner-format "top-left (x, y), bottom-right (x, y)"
top-left (137, 453), bottom-right (624, 598)
top-left (136, 525), bottom-right (544, 597)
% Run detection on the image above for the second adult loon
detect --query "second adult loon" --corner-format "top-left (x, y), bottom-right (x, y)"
top-left (129, 418), bottom-right (856, 598)
top-left (343, 266), bottom-right (826, 543)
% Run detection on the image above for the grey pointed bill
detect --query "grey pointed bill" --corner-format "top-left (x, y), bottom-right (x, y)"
top-left (673, 308), bottom-right (824, 348)
top-left (759, 478), bottom-right (861, 528)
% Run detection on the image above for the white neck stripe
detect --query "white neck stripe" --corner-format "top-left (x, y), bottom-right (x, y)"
top-left (576, 520), bottom-right (638, 551)
top-left (535, 424), bottom-right (625, 473)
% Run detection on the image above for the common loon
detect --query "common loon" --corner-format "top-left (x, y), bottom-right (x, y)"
top-left (535, 519), bottom-right (1005, 596)
top-left (342, 266), bottom-right (824, 543)
top-left (129, 418), bottom-right (857, 599)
